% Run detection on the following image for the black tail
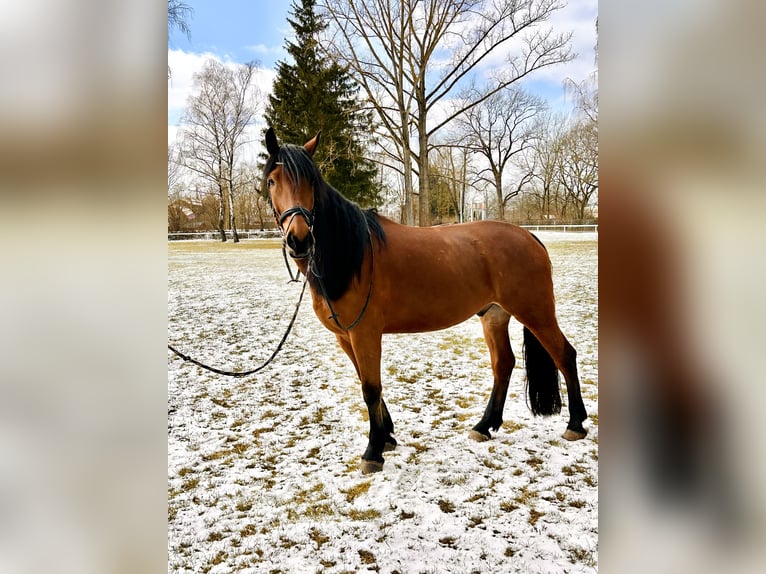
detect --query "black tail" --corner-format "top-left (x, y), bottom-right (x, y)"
top-left (524, 327), bottom-right (561, 416)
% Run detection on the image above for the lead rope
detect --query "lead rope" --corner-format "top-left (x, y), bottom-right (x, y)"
top-left (167, 273), bottom-right (308, 377)
top-left (168, 205), bottom-right (314, 377)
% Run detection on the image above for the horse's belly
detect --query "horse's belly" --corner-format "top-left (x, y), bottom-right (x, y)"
top-left (380, 277), bottom-right (492, 334)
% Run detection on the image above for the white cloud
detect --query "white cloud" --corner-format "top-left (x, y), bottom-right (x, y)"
top-left (167, 49), bottom-right (277, 148)
top-left (167, 49), bottom-right (219, 125)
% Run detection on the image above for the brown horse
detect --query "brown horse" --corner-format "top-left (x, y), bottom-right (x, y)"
top-left (263, 128), bottom-right (587, 474)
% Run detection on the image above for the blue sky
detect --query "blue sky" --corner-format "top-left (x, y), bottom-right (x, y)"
top-left (168, 0), bottom-right (597, 139)
top-left (169, 1), bottom-right (290, 70)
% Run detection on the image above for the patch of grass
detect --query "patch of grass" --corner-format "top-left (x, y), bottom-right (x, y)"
top-left (525, 454), bottom-right (545, 470)
top-left (279, 536), bottom-right (298, 549)
top-left (504, 546), bottom-right (516, 557)
top-left (342, 480), bottom-right (372, 503)
top-left (455, 396), bottom-right (474, 409)
top-left (235, 500), bottom-right (253, 512)
top-left (514, 485), bottom-right (538, 506)
top-left (410, 441), bottom-right (429, 454)
top-left (208, 531), bottom-right (224, 542)
top-left (309, 527), bottom-right (330, 548)
top-left (561, 463), bottom-right (588, 476)
top-left (568, 499), bottom-right (587, 509)
top-left (500, 500), bottom-right (519, 512)
top-left (467, 515), bottom-right (484, 528)
top-left (181, 477), bottom-right (199, 491)
top-left (346, 508), bottom-right (382, 521)
top-left (396, 372), bottom-right (419, 384)
top-left (438, 499), bottom-right (456, 513)
top-left (504, 420), bottom-right (526, 433)
top-left (304, 446), bottom-right (321, 460)
top-left (399, 509), bottom-right (415, 520)
top-left (210, 396), bottom-right (231, 409)
top-left (481, 457), bottom-right (504, 470)
top-left (569, 547), bottom-right (596, 566)
top-left (240, 524), bottom-right (257, 537)
top-left (465, 492), bottom-right (485, 503)
top-left (201, 449), bottom-right (230, 462)
top-left (439, 474), bottom-right (468, 487)
top-left (528, 508), bottom-right (545, 526)
top-left (439, 536), bottom-right (458, 547)
top-left (358, 549), bottom-right (377, 565)
top-left (177, 467), bottom-right (194, 477)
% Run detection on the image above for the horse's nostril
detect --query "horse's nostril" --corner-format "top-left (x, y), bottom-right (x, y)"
top-left (286, 233), bottom-right (313, 256)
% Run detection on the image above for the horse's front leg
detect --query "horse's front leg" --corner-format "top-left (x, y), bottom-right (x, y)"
top-left (347, 331), bottom-right (392, 474)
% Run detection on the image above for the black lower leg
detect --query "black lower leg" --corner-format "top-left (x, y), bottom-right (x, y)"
top-left (562, 344), bottom-right (588, 433)
top-left (381, 398), bottom-right (397, 450)
top-left (472, 392), bottom-right (507, 439)
top-left (362, 384), bottom-right (387, 463)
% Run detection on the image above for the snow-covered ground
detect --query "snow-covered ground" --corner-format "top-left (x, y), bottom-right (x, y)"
top-left (168, 231), bottom-right (598, 573)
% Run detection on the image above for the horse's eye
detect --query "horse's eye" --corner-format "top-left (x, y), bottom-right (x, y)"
top-left (267, 178), bottom-right (275, 188)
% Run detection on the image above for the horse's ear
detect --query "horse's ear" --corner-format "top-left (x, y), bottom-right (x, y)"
top-left (265, 127), bottom-right (280, 157)
top-left (304, 131), bottom-right (321, 157)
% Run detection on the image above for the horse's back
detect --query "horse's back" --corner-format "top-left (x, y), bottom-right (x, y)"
top-left (373, 218), bottom-right (552, 332)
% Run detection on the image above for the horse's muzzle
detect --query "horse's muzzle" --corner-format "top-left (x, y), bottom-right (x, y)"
top-left (285, 231), bottom-right (314, 259)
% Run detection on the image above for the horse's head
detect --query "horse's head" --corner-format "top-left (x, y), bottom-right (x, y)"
top-left (264, 127), bottom-right (321, 259)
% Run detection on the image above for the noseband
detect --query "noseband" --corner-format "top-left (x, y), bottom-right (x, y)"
top-left (274, 202), bottom-right (315, 282)
top-left (277, 205), bottom-right (314, 231)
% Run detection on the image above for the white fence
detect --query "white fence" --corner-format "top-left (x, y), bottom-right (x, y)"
top-left (168, 224), bottom-right (597, 241)
top-left (520, 224), bottom-right (598, 233)
top-left (168, 230), bottom-right (282, 241)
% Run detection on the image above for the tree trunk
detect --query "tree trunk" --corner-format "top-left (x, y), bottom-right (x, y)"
top-left (226, 182), bottom-right (239, 242)
top-left (217, 186), bottom-right (226, 242)
top-left (494, 172), bottom-right (505, 221)
top-left (417, 112), bottom-right (430, 227)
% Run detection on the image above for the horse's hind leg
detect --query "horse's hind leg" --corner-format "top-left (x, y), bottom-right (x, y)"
top-left (524, 320), bottom-right (588, 440)
top-left (470, 305), bottom-right (515, 441)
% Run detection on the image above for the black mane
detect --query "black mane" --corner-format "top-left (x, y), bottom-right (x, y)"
top-left (264, 144), bottom-right (386, 301)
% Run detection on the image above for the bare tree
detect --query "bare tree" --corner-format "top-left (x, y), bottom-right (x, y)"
top-left (168, 1), bottom-right (193, 78)
top-left (457, 86), bottom-right (546, 221)
top-left (321, 0), bottom-right (572, 226)
top-left (430, 144), bottom-right (473, 223)
top-left (516, 111), bottom-right (566, 221)
top-left (168, 143), bottom-right (183, 197)
top-left (168, 1), bottom-right (193, 40)
top-left (178, 59), bottom-right (261, 242)
top-left (556, 118), bottom-right (598, 220)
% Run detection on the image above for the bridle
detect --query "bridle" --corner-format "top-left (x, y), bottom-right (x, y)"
top-left (274, 204), bottom-right (315, 282)
top-left (271, 173), bottom-right (375, 332)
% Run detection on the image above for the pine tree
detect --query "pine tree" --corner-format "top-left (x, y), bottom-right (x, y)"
top-left (264, 0), bottom-right (379, 207)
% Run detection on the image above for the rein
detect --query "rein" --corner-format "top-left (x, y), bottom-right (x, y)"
top-left (276, 200), bottom-right (376, 331)
top-left (310, 227), bottom-right (375, 331)
top-left (167, 274), bottom-right (308, 377)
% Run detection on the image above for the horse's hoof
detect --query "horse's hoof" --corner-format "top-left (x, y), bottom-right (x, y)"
top-left (360, 459), bottom-right (384, 474)
top-left (469, 429), bottom-right (490, 442)
top-left (562, 428), bottom-right (587, 441)
top-left (383, 440), bottom-right (397, 452)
